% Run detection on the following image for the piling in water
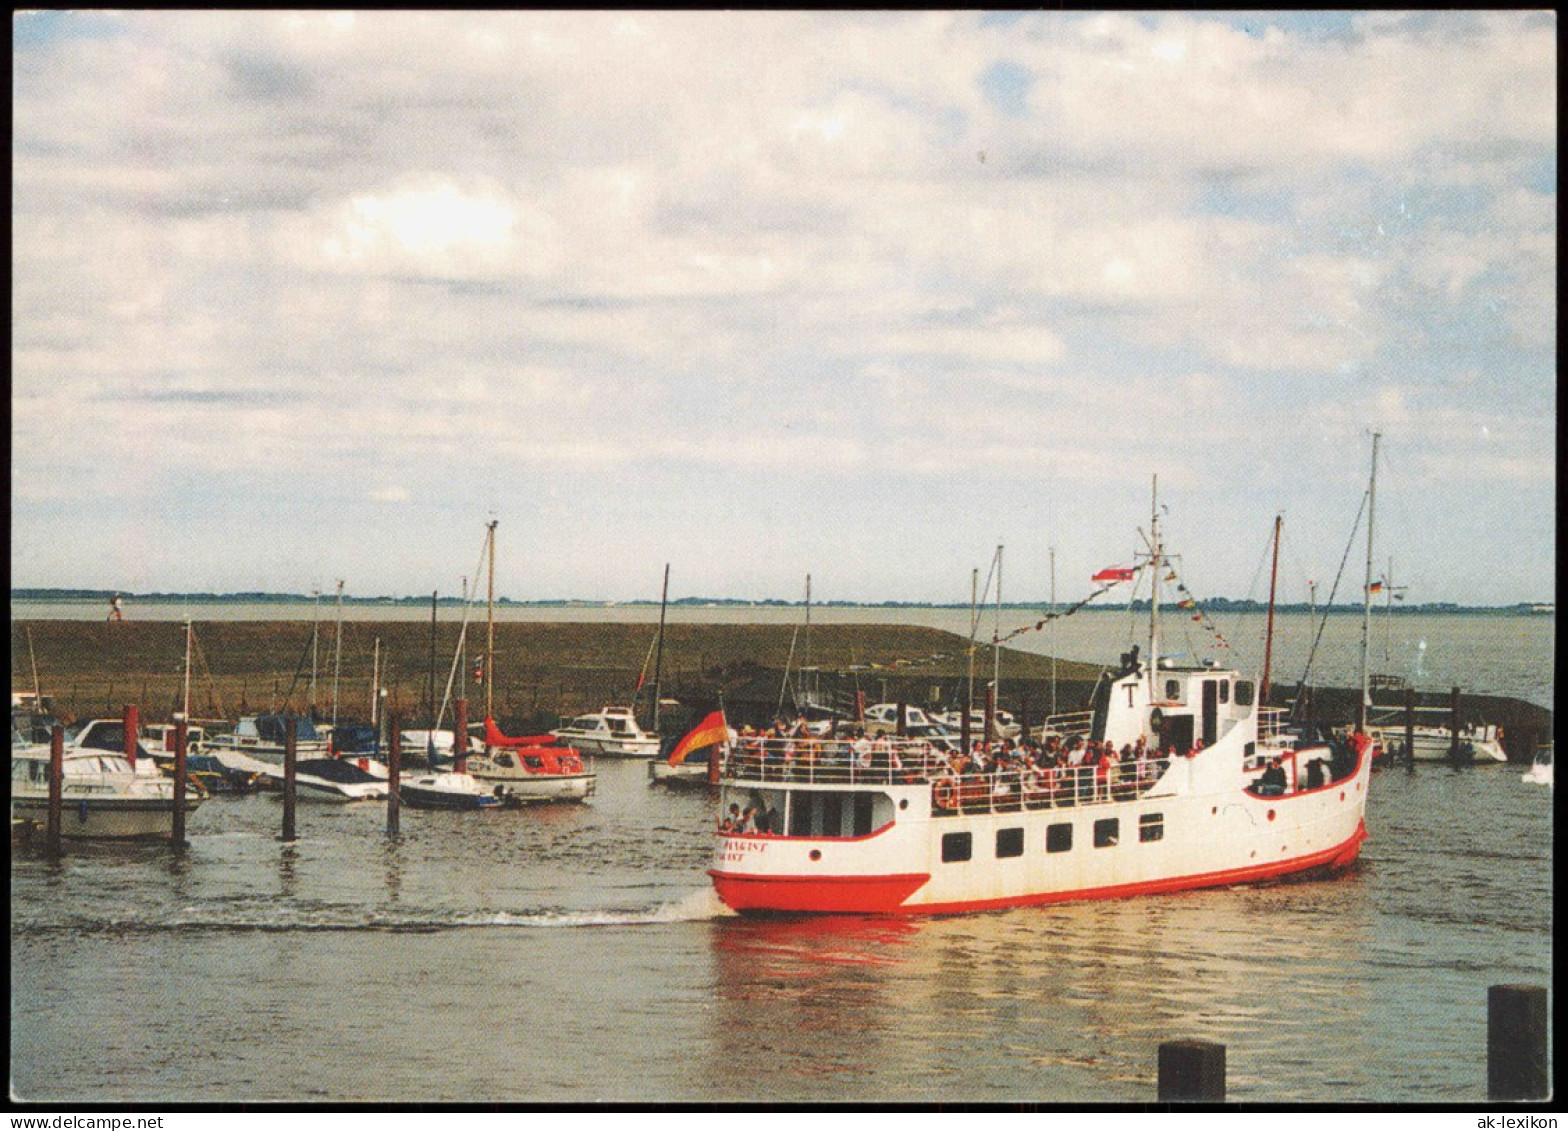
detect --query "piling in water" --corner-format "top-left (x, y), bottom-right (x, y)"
top-left (1405, 687), bottom-right (1416, 772)
top-left (122, 704), bottom-right (138, 772)
top-left (1450, 686), bottom-right (1466, 764)
top-left (454, 697), bottom-right (469, 774)
top-left (897, 699), bottom-right (907, 737)
top-left (386, 716), bottom-right (401, 838)
top-left (171, 718), bottom-right (188, 847)
top-left (46, 724), bottom-right (64, 855)
top-left (1488, 984), bottom-right (1549, 1100)
top-left (282, 718), bottom-right (297, 842)
top-left (1158, 1039), bottom-right (1225, 1102)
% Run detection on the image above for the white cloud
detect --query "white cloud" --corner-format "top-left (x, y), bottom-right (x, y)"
top-left (9, 10), bottom-right (1556, 601)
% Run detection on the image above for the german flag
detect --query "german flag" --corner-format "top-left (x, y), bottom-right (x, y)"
top-left (670, 710), bottom-right (730, 766)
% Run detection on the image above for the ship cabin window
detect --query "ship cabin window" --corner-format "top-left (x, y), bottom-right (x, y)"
top-left (1094, 818), bottom-right (1119, 847)
top-left (783, 789), bottom-right (893, 838)
top-left (1139, 813), bottom-right (1164, 842)
top-left (1046, 822), bottom-right (1073, 853)
top-left (996, 827), bottom-right (1024, 858)
top-left (1235, 681), bottom-right (1255, 706)
top-left (494, 753), bottom-right (515, 768)
top-left (942, 831), bottom-right (973, 863)
top-left (523, 755), bottom-right (545, 770)
top-left (1164, 679), bottom-right (1182, 702)
top-left (1219, 681), bottom-right (1230, 704)
top-left (607, 718), bottom-right (629, 734)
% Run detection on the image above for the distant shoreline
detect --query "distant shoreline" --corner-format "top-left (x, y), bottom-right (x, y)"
top-left (9, 589), bottom-right (1554, 615)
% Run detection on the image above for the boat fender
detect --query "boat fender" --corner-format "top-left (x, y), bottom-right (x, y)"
top-left (78, 800), bottom-right (90, 825)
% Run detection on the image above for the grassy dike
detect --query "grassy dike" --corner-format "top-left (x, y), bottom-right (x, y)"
top-left (10, 619), bottom-right (1105, 732)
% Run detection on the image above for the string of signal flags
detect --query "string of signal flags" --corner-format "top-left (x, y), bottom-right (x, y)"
top-left (989, 561), bottom-right (1231, 649)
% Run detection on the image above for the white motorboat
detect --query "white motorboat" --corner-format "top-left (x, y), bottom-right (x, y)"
top-left (934, 707), bottom-right (1022, 740)
top-left (1368, 719), bottom-right (1509, 763)
top-left (551, 707), bottom-right (661, 759)
top-left (1522, 745), bottom-right (1552, 787)
top-left (11, 747), bottom-right (200, 839)
top-left (398, 770), bottom-right (503, 810)
top-left (291, 758), bottom-right (389, 803)
top-left (468, 718), bottom-right (596, 803)
top-left (206, 714), bottom-right (332, 775)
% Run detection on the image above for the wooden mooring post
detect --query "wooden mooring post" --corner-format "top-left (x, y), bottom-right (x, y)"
top-left (122, 704), bottom-right (139, 772)
top-left (1488, 984), bottom-right (1549, 1100)
top-left (1158, 1039), bottom-right (1225, 1101)
top-left (171, 717), bottom-right (189, 847)
top-left (46, 723), bottom-right (64, 855)
top-left (281, 718), bottom-right (298, 842)
top-left (1404, 687), bottom-right (1416, 772)
top-left (386, 715), bottom-right (401, 838)
top-left (1449, 686), bottom-right (1467, 765)
top-left (454, 697), bottom-right (469, 774)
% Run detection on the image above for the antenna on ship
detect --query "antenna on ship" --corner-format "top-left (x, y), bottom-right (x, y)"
top-left (1357, 432), bottom-right (1380, 733)
top-left (1148, 475), bottom-right (1161, 689)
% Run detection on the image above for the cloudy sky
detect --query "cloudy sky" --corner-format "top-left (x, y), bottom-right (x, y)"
top-left (11, 11), bottom-right (1556, 606)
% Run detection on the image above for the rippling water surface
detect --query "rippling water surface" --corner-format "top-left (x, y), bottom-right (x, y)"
top-left (10, 757), bottom-right (1551, 1104)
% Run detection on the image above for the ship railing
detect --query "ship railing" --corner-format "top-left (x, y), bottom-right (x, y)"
top-left (718, 736), bottom-right (1171, 812)
top-left (926, 758), bottom-right (1173, 817)
top-left (1036, 709), bottom-right (1095, 743)
top-left (1257, 706), bottom-right (1295, 743)
top-left (720, 735), bottom-right (965, 787)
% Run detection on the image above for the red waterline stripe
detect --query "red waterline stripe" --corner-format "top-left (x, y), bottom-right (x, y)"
top-left (710, 819), bottom-right (1367, 916)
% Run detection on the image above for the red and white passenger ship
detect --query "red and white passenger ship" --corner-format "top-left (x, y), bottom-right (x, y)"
top-left (708, 501), bottom-right (1373, 916)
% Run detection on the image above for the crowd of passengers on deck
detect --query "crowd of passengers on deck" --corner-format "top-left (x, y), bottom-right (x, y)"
top-left (720, 717), bottom-right (1185, 816)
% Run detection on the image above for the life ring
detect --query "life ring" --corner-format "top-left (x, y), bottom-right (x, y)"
top-left (934, 779), bottom-right (957, 810)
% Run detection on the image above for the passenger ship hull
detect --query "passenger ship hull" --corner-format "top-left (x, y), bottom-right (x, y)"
top-left (710, 757), bottom-right (1369, 915)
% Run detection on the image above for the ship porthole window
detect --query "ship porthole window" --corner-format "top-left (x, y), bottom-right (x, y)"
top-left (809, 849), bottom-right (822, 862)
top-left (941, 832), bottom-right (973, 863)
top-left (899, 799), bottom-right (908, 810)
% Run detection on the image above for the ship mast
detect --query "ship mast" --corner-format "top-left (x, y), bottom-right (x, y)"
top-left (1261, 513), bottom-right (1282, 707)
top-left (1358, 432), bottom-right (1380, 733)
top-left (1148, 475), bottom-right (1161, 692)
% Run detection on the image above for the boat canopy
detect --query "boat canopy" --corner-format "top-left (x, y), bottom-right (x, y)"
top-left (253, 715), bottom-right (323, 744)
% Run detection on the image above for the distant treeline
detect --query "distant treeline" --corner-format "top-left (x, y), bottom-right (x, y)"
top-left (10, 588), bottom-right (1552, 615)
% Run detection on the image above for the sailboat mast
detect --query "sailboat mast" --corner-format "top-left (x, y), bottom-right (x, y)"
top-left (803, 573), bottom-right (812, 709)
top-left (309, 587), bottom-right (320, 714)
top-left (182, 620), bottom-right (193, 720)
top-left (486, 520), bottom-right (497, 723)
top-left (371, 637), bottom-right (380, 732)
top-left (1358, 432), bottom-right (1381, 732)
top-left (652, 562), bottom-right (670, 733)
top-left (1049, 548), bottom-right (1057, 718)
top-left (26, 626), bottom-right (43, 706)
top-left (992, 545), bottom-right (1003, 697)
top-left (966, 567), bottom-right (978, 719)
top-left (331, 579), bottom-right (344, 727)
top-left (1261, 514), bottom-right (1282, 707)
top-left (429, 590), bottom-right (438, 735)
